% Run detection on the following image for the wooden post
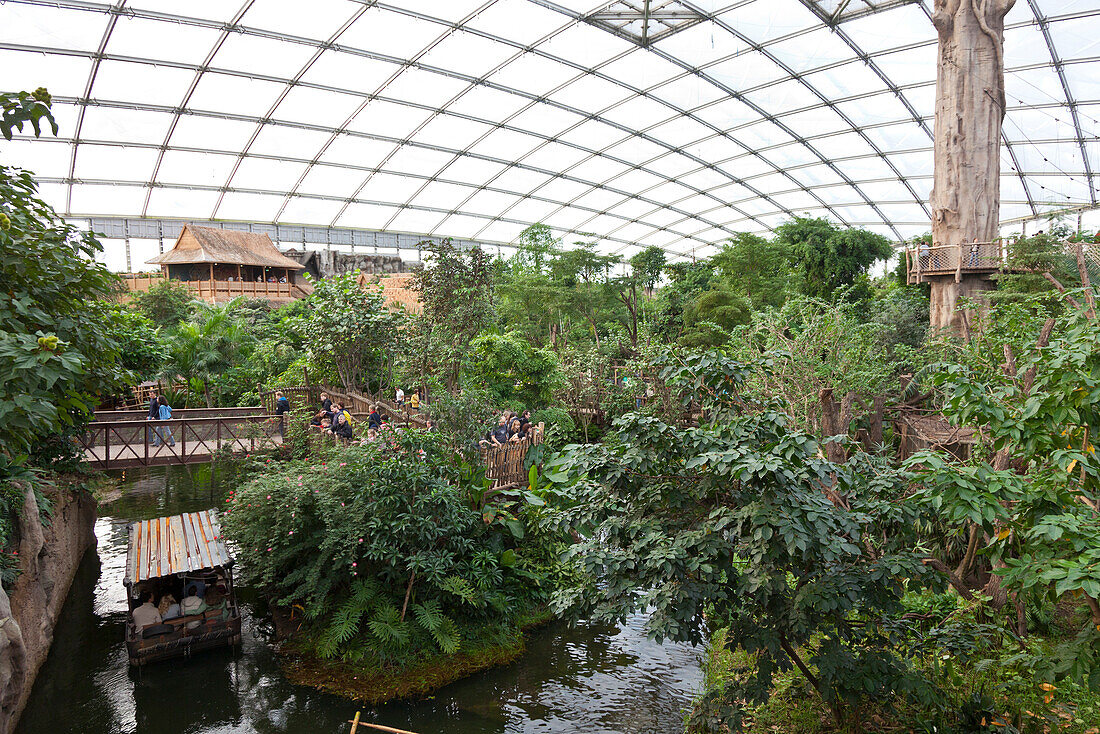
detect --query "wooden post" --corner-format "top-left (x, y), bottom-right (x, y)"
top-left (349, 711), bottom-right (360, 734)
top-left (217, 419), bottom-right (222, 454)
top-left (105, 424), bottom-right (111, 470)
top-left (209, 263), bottom-right (215, 304)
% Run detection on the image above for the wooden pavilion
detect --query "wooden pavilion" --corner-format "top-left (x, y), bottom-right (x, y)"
top-left (140, 225), bottom-right (311, 304)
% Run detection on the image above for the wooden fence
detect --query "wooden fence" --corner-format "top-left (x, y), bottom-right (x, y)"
top-left (481, 423), bottom-right (544, 487)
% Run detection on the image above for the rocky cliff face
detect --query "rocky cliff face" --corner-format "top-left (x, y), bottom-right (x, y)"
top-left (0, 486), bottom-right (96, 734)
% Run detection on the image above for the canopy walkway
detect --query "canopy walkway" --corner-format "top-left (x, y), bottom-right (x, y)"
top-left (903, 239), bottom-right (1099, 284)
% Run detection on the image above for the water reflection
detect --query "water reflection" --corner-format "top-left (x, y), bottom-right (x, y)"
top-left (17, 465), bottom-right (701, 734)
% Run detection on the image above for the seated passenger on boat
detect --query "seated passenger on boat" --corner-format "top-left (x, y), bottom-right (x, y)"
top-left (158, 593), bottom-right (180, 620)
top-left (132, 591), bottom-right (162, 629)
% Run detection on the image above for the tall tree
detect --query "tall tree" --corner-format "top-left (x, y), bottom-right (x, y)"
top-left (710, 232), bottom-right (792, 310)
top-left (927, 0), bottom-right (1015, 333)
top-left (301, 273), bottom-right (401, 392)
top-left (776, 216), bottom-right (892, 300)
top-left (411, 239), bottom-right (495, 391)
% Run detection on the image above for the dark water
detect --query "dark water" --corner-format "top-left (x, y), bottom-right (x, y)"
top-left (16, 465), bottom-right (702, 734)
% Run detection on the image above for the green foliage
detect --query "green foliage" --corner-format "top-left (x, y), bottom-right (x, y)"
top-left (727, 297), bottom-right (903, 438)
top-left (907, 295), bottom-right (1100, 688)
top-left (711, 233), bottom-right (793, 310)
top-left (129, 278), bottom-right (196, 329)
top-left (462, 332), bottom-right (563, 406)
top-left (543, 348), bottom-right (931, 728)
top-left (162, 299), bottom-right (252, 407)
top-left (221, 431), bottom-right (561, 669)
top-left (776, 216), bottom-right (893, 300)
top-left (301, 272), bottom-right (402, 390)
top-left (410, 239), bottom-right (495, 390)
top-left (1, 88), bottom-right (57, 141)
top-left (0, 166), bottom-right (130, 454)
top-left (681, 285), bottom-right (751, 347)
top-left (106, 304), bottom-right (164, 380)
top-left (421, 383), bottom-right (498, 453)
top-left (871, 280), bottom-right (930, 366)
top-left (629, 246), bottom-right (665, 291)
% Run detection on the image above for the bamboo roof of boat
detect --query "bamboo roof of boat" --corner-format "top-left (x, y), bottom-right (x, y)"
top-left (125, 510), bottom-right (232, 586)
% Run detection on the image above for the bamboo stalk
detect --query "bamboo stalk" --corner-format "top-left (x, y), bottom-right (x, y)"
top-left (347, 721), bottom-right (420, 734)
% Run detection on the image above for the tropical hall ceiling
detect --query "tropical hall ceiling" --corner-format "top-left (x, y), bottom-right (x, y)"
top-left (2, 0), bottom-right (1098, 259)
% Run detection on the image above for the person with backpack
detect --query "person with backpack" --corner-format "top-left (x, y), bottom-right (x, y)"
top-left (274, 390), bottom-right (290, 435)
top-left (153, 396), bottom-right (175, 447)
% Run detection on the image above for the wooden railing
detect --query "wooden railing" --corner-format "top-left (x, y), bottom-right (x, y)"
top-left (904, 239), bottom-right (1100, 284)
top-left (78, 414), bottom-right (283, 470)
top-left (124, 277), bottom-right (309, 302)
top-left (481, 424), bottom-right (544, 488)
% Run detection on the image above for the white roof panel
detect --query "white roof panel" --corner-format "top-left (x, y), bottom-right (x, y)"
top-left (3, 0), bottom-right (1097, 254)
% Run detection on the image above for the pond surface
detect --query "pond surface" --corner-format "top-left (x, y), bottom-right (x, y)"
top-left (16, 465), bottom-right (703, 734)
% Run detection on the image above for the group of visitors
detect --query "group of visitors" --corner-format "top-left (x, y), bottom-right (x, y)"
top-left (146, 395), bottom-right (175, 447)
top-left (394, 387), bottom-right (421, 412)
top-left (479, 409), bottom-right (538, 448)
top-left (131, 574), bottom-right (228, 632)
top-left (310, 391), bottom-right (355, 440)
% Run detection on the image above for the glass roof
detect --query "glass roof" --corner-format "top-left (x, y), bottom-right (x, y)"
top-left (2, 0), bottom-right (1099, 259)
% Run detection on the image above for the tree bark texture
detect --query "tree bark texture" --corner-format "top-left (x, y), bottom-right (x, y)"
top-left (930, 0), bottom-right (1015, 247)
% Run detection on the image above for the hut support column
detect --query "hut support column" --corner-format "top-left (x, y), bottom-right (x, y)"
top-left (929, 0), bottom-right (1015, 335)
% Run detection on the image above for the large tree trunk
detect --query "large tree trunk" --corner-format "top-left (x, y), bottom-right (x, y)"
top-left (930, 0), bottom-right (1014, 246)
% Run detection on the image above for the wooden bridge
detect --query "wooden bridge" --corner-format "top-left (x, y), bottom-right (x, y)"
top-left (80, 409), bottom-right (285, 470)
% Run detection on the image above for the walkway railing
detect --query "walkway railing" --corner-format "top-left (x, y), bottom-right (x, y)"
top-left (123, 276), bottom-right (311, 303)
top-left (904, 239), bottom-right (1099, 284)
top-left (79, 414), bottom-right (283, 470)
top-left (481, 424), bottom-right (544, 488)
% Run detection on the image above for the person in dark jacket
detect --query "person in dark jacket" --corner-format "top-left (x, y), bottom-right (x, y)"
top-left (368, 407), bottom-right (382, 430)
top-left (146, 396), bottom-right (159, 445)
top-left (333, 413), bottom-right (353, 441)
top-left (274, 391), bottom-right (290, 435)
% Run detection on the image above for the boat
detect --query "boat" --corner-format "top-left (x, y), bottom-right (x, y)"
top-left (123, 510), bottom-right (242, 666)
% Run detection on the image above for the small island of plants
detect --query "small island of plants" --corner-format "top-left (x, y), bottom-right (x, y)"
top-left (221, 426), bottom-right (566, 701)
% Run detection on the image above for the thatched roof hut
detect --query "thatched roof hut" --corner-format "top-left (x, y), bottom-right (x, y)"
top-left (143, 225), bottom-right (310, 304)
top-left (149, 225), bottom-right (304, 270)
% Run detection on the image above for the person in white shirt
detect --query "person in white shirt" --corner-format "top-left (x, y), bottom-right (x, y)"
top-left (132, 591), bottom-right (162, 629)
top-left (395, 387), bottom-right (405, 406)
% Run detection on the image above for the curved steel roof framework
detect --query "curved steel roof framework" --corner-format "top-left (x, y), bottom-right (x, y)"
top-left (2, 0), bottom-right (1098, 259)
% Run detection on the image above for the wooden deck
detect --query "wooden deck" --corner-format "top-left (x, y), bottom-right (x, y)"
top-left (904, 239), bottom-right (1099, 284)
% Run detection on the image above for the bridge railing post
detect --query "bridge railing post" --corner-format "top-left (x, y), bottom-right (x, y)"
top-left (105, 425), bottom-right (111, 471)
top-left (180, 420), bottom-right (185, 463)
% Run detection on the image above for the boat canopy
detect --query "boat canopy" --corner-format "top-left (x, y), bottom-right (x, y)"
top-left (125, 510), bottom-right (232, 586)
